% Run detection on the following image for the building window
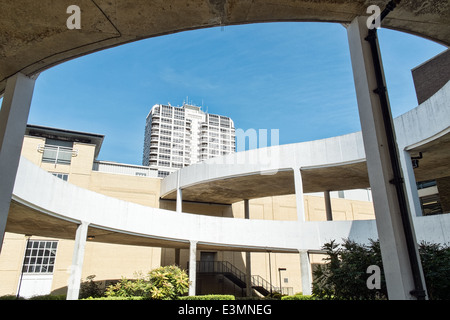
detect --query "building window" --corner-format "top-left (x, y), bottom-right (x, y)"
top-left (39, 139), bottom-right (76, 165)
top-left (22, 240), bottom-right (58, 274)
top-left (51, 173), bottom-right (68, 181)
top-left (158, 171), bottom-right (171, 178)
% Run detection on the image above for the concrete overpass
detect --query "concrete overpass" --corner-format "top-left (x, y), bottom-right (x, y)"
top-left (1, 0), bottom-right (449, 300)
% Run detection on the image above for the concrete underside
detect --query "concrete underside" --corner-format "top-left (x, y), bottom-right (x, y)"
top-left (161, 131), bottom-right (450, 205)
top-left (1, 0), bottom-right (449, 95)
top-left (163, 161), bottom-right (370, 204)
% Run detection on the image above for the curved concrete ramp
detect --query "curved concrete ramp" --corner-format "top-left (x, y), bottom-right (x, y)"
top-left (9, 155), bottom-right (380, 252)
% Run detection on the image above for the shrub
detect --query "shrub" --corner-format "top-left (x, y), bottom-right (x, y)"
top-left (179, 295), bottom-right (235, 300)
top-left (83, 296), bottom-right (145, 300)
top-left (105, 265), bottom-right (189, 300)
top-left (28, 294), bottom-right (67, 300)
top-left (281, 294), bottom-right (315, 300)
top-left (0, 295), bottom-right (25, 300)
top-left (79, 275), bottom-right (104, 299)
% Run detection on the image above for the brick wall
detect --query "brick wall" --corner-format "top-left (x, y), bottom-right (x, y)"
top-left (412, 49), bottom-right (450, 105)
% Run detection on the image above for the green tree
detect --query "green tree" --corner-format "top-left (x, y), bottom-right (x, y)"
top-left (312, 239), bottom-right (450, 300)
top-left (419, 242), bottom-right (450, 300)
top-left (312, 239), bottom-right (387, 300)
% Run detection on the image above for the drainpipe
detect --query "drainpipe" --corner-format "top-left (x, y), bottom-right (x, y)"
top-left (364, 0), bottom-right (426, 300)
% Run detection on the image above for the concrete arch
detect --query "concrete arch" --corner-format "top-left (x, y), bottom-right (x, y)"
top-left (1, 0), bottom-right (449, 95)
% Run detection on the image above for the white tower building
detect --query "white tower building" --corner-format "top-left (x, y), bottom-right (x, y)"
top-left (143, 103), bottom-right (235, 177)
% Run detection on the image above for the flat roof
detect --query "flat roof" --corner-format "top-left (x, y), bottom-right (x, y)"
top-left (25, 124), bottom-right (105, 159)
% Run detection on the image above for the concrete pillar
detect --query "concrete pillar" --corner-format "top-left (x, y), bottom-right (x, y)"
top-left (400, 150), bottom-right (423, 217)
top-left (244, 199), bottom-right (252, 297)
top-left (0, 73), bottom-right (36, 253)
top-left (188, 240), bottom-right (197, 296)
top-left (436, 176), bottom-right (450, 213)
top-left (293, 167), bottom-right (306, 222)
top-left (324, 191), bottom-right (333, 221)
top-left (174, 248), bottom-right (181, 266)
top-left (67, 221), bottom-right (89, 300)
top-left (176, 170), bottom-right (182, 213)
top-left (346, 16), bottom-right (426, 300)
top-left (299, 250), bottom-right (312, 295)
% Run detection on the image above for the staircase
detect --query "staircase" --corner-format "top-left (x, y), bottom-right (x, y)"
top-left (193, 261), bottom-right (276, 296)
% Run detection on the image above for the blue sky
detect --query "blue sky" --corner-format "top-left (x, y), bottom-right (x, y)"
top-left (19, 22), bottom-right (446, 165)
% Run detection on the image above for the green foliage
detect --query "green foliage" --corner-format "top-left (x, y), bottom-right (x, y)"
top-left (419, 242), bottom-right (450, 300)
top-left (79, 275), bottom-right (104, 299)
top-left (27, 294), bottom-right (67, 300)
top-left (312, 239), bottom-right (450, 300)
top-left (0, 294), bottom-right (65, 300)
top-left (281, 294), bottom-right (315, 300)
top-left (267, 291), bottom-right (284, 300)
top-left (105, 265), bottom-right (189, 300)
top-left (0, 295), bottom-right (25, 300)
top-left (178, 295), bottom-right (235, 300)
top-left (83, 296), bottom-right (145, 300)
top-left (312, 239), bottom-right (387, 300)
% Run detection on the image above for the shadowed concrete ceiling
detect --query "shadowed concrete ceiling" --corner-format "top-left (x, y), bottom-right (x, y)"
top-left (1, 0), bottom-right (449, 95)
top-left (160, 132), bottom-right (450, 205)
top-left (408, 131), bottom-right (450, 182)
top-left (162, 161), bottom-right (370, 204)
top-left (7, 200), bottom-right (295, 252)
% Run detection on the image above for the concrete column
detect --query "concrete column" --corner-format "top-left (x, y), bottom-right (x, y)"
top-left (244, 199), bottom-right (252, 297)
top-left (188, 240), bottom-right (197, 296)
top-left (176, 170), bottom-right (182, 213)
top-left (299, 250), bottom-right (312, 295)
top-left (437, 176), bottom-right (450, 213)
top-left (0, 73), bottom-right (36, 253)
top-left (174, 248), bottom-right (181, 266)
top-left (346, 16), bottom-right (426, 299)
top-left (400, 150), bottom-right (423, 217)
top-left (324, 191), bottom-right (333, 221)
top-left (67, 221), bottom-right (89, 300)
top-left (293, 167), bottom-right (306, 222)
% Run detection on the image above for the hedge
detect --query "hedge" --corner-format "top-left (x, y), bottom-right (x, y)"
top-left (281, 294), bottom-right (315, 300)
top-left (83, 296), bottom-right (145, 300)
top-left (178, 295), bottom-right (235, 300)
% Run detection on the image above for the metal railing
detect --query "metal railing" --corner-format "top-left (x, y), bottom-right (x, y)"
top-left (192, 261), bottom-right (278, 296)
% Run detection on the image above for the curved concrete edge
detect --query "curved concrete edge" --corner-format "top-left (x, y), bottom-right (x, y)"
top-left (12, 156), bottom-right (450, 253)
top-left (161, 81), bottom-right (450, 197)
top-left (161, 131), bottom-right (366, 197)
top-left (394, 81), bottom-right (450, 149)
